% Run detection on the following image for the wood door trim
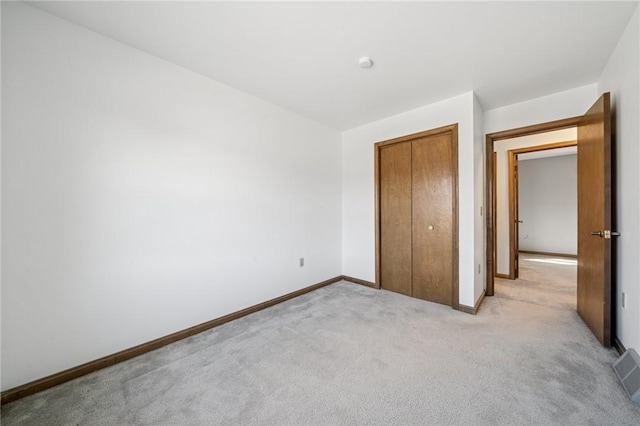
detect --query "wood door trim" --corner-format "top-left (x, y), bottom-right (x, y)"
top-left (492, 152), bottom-right (497, 281)
top-left (485, 116), bottom-right (581, 296)
top-left (507, 140), bottom-right (577, 279)
top-left (374, 124), bottom-right (459, 309)
top-left (489, 117), bottom-right (581, 141)
top-left (375, 124), bottom-right (459, 148)
top-left (508, 151), bottom-right (517, 279)
top-left (486, 137), bottom-right (495, 292)
top-left (451, 127), bottom-right (460, 310)
top-left (510, 140), bottom-right (577, 155)
top-left (374, 145), bottom-right (382, 289)
top-left (519, 250), bottom-right (577, 259)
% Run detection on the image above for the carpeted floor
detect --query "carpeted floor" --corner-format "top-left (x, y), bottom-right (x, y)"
top-left (2, 255), bottom-right (639, 425)
top-left (495, 252), bottom-right (578, 310)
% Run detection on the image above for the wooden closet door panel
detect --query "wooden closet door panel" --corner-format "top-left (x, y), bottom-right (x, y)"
top-left (380, 142), bottom-right (412, 296)
top-left (411, 134), bottom-right (454, 305)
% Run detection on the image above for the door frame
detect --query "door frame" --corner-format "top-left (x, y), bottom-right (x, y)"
top-left (375, 124), bottom-right (459, 309)
top-left (506, 140), bottom-right (578, 279)
top-left (485, 117), bottom-right (580, 296)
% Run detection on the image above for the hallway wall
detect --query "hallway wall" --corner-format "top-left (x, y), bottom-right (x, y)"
top-left (597, 7), bottom-right (640, 351)
top-left (518, 154), bottom-right (577, 256)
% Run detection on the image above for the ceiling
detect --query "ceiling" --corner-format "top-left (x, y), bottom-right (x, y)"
top-left (26, 1), bottom-right (638, 130)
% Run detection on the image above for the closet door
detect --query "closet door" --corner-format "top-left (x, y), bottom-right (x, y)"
top-left (376, 125), bottom-right (458, 308)
top-left (379, 142), bottom-right (412, 297)
top-left (411, 134), bottom-right (455, 305)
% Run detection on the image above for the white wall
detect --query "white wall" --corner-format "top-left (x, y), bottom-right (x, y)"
top-left (485, 84), bottom-right (598, 134)
top-left (493, 129), bottom-right (577, 275)
top-left (473, 94), bottom-right (486, 301)
top-left (598, 6), bottom-right (640, 352)
top-left (0, 0), bottom-right (4, 391)
top-left (341, 91), bottom-right (482, 308)
top-left (518, 154), bottom-right (577, 255)
top-left (1, 2), bottom-right (342, 391)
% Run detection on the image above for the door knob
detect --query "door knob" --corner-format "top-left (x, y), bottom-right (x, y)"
top-left (591, 230), bottom-right (620, 238)
top-left (428, 225), bottom-right (434, 231)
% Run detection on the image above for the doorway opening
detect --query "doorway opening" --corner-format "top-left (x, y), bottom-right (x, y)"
top-left (501, 137), bottom-right (579, 314)
top-left (485, 93), bottom-right (613, 347)
top-left (507, 139), bottom-right (577, 280)
top-left (485, 116), bottom-right (581, 296)
top-left (490, 128), bottom-right (578, 310)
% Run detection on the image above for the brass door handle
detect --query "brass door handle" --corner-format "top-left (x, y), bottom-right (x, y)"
top-left (591, 231), bottom-right (603, 237)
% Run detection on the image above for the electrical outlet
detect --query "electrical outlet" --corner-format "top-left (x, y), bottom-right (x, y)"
top-left (622, 292), bottom-right (626, 309)
top-left (299, 257), bottom-right (304, 267)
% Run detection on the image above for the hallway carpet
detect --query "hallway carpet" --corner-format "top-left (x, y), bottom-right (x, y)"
top-left (3, 260), bottom-right (639, 424)
top-left (495, 252), bottom-right (577, 310)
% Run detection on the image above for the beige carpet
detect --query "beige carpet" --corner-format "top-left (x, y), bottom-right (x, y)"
top-left (495, 252), bottom-right (577, 310)
top-left (3, 256), bottom-right (639, 425)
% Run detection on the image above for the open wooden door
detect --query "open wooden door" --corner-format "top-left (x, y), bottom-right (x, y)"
top-left (577, 92), bottom-right (613, 347)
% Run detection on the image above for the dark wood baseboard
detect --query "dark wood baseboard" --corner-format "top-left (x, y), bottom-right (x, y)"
top-left (519, 250), bottom-right (577, 259)
top-left (341, 275), bottom-right (377, 288)
top-left (495, 273), bottom-right (510, 279)
top-left (458, 290), bottom-right (486, 315)
top-left (613, 336), bottom-right (626, 356)
top-left (1, 276), bottom-right (343, 406)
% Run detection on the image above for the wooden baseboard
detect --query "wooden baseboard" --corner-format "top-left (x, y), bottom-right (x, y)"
top-left (458, 290), bottom-right (486, 315)
top-left (341, 275), bottom-right (377, 288)
top-left (519, 250), bottom-right (577, 259)
top-left (495, 273), bottom-right (510, 279)
top-left (613, 336), bottom-right (626, 356)
top-left (0, 276), bottom-right (343, 406)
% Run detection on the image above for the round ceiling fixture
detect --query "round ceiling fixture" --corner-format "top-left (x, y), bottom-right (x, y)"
top-left (359, 57), bottom-right (374, 69)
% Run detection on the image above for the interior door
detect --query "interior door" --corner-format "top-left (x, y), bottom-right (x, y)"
top-left (412, 134), bottom-right (455, 304)
top-left (577, 92), bottom-right (612, 347)
top-left (379, 142), bottom-right (412, 297)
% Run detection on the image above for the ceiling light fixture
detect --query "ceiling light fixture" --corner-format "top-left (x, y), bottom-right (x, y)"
top-left (359, 57), bottom-right (374, 69)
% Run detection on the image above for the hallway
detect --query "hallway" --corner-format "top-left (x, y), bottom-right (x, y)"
top-left (495, 252), bottom-right (577, 311)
